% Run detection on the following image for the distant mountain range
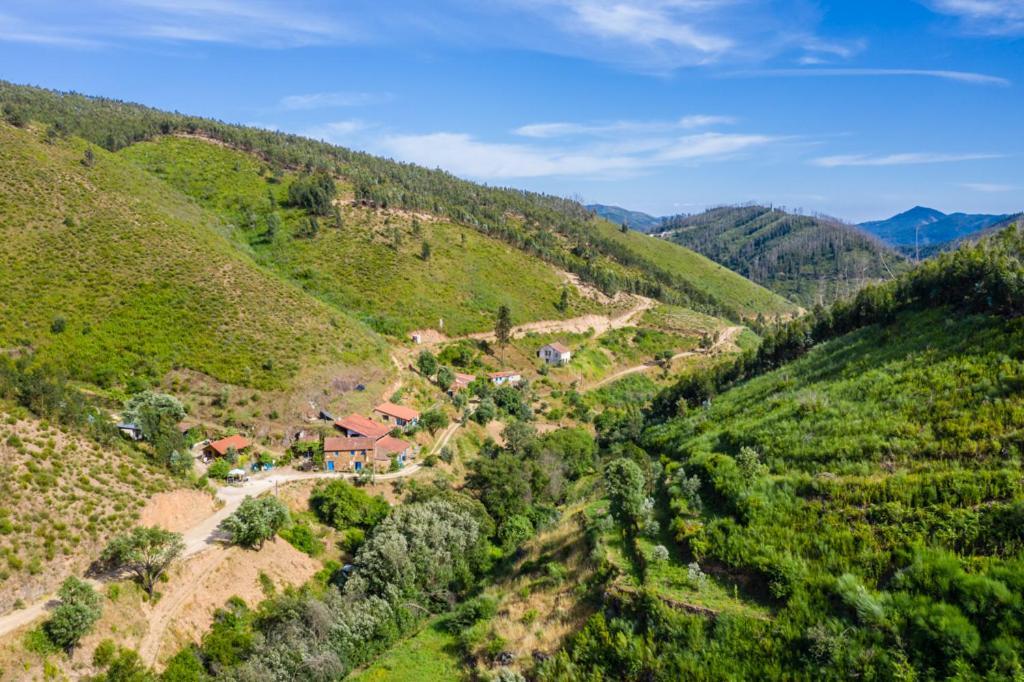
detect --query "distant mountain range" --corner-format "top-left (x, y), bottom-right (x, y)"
top-left (586, 204), bottom-right (664, 232)
top-left (859, 206), bottom-right (1011, 254)
top-left (659, 205), bottom-right (908, 307)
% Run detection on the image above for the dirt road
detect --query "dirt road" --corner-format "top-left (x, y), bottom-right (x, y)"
top-left (0, 465), bottom-right (422, 644)
top-left (585, 325), bottom-right (743, 391)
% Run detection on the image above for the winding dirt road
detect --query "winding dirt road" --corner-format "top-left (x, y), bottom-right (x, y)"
top-left (0, 465), bottom-right (422, 648)
top-left (585, 325), bottom-right (744, 391)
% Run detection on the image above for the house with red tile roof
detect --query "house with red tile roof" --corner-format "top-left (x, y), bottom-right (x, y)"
top-left (203, 434), bottom-right (252, 459)
top-left (373, 402), bottom-right (420, 428)
top-left (334, 414), bottom-right (392, 440)
top-left (322, 434), bottom-right (413, 473)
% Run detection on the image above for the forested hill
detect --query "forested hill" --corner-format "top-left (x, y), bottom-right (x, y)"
top-left (660, 204), bottom-right (907, 307)
top-left (586, 204), bottom-right (664, 232)
top-left (0, 81), bottom-right (794, 322)
top-left (542, 221), bottom-right (1024, 680)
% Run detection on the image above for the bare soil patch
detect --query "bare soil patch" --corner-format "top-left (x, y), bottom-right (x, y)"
top-left (139, 490), bottom-right (217, 533)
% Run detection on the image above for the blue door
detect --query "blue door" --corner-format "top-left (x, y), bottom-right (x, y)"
top-left (327, 460), bottom-right (335, 471)
top-left (355, 461), bottom-right (363, 471)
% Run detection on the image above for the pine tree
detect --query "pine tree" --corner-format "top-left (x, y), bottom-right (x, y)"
top-left (494, 305), bottom-right (512, 364)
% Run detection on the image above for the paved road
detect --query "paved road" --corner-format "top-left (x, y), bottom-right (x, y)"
top-left (0, 465), bottom-right (422, 640)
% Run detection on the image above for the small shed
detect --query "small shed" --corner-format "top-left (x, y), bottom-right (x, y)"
top-left (116, 422), bottom-right (144, 441)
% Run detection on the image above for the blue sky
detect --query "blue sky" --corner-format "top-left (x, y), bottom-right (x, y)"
top-left (0, 1), bottom-right (1020, 221)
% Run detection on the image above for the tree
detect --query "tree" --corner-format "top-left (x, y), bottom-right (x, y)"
top-left (309, 479), bottom-right (389, 529)
top-left (473, 398), bottom-right (496, 425)
top-left (416, 349), bottom-right (438, 378)
top-left (436, 366), bottom-right (455, 392)
top-left (122, 391), bottom-right (185, 441)
top-left (557, 287), bottom-right (570, 313)
top-left (421, 240), bottom-right (432, 261)
top-left (287, 170), bottom-right (336, 215)
top-left (604, 458), bottom-right (647, 534)
top-left (219, 496), bottom-right (290, 549)
top-left (333, 204), bottom-right (344, 229)
top-left (494, 305), bottom-right (513, 363)
top-left (2, 102), bottom-right (27, 127)
top-left (82, 146), bottom-right (96, 167)
top-left (620, 221), bottom-right (629, 233)
top-left (264, 212), bottom-right (281, 242)
top-left (420, 409), bottom-right (449, 435)
top-left (296, 215), bottom-right (319, 239)
top-left (101, 527), bottom-right (185, 596)
top-left (44, 577), bottom-right (102, 652)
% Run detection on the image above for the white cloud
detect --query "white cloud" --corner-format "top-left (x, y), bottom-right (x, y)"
top-left (565, 1), bottom-right (734, 53)
top-left (925, 0), bottom-right (1024, 35)
top-left (513, 114), bottom-right (734, 138)
top-left (379, 128), bottom-right (774, 179)
top-left (279, 91), bottom-right (392, 111)
top-left (961, 181), bottom-right (1015, 192)
top-left (811, 152), bottom-right (1002, 167)
top-left (305, 120), bottom-right (372, 143)
top-left (725, 67), bottom-right (1010, 86)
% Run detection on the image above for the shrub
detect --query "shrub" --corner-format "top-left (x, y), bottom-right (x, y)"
top-left (219, 496), bottom-right (289, 550)
top-left (309, 479), bottom-right (389, 530)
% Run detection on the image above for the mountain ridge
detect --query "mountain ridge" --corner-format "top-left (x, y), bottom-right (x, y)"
top-left (859, 205), bottom-right (1011, 251)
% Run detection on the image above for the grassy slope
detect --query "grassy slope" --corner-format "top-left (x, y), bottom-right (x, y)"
top-left (351, 618), bottom-right (463, 682)
top-left (589, 218), bottom-right (799, 317)
top-left (0, 123), bottom-right (387, 390)
top-left (642, 306), bottom-right (1024, 673)
top-left (0, 405), bottom-right (175, 612)
top-left (119, 137), bottom-right (601, 336)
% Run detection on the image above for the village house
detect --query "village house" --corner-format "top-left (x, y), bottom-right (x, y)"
top-left (448, 372), bottom-right (476, 395)
top-left (373, 402), bottom-right (420, 428)
top-left (538, 342), bottom-right (572, 366)
top-left (334, 414), bottom-right (392, 440)
top-left (203, 434), bottom-right (252, 460)
top-left (489, 371), bottom-right (522, 386)
top-left (176, 421), bottom-right (200, 438)
top-left (322, 433), bottom-right (413, 473)
top-left (116, 422), bottom-right (143, 441)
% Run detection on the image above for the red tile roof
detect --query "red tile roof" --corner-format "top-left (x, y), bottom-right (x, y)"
top-left (454, 372), bottom-right (475, 385)
top-left (324, 436), bottom-right (374, 453)
top-left (207, 434), bottom-right (251, 456)
top-left (489, 371), bottom-right (521, 379)
top-left (375, 436), bottom-right (412, 456)
top-left (373, 402), bottom-right (420, 422)
top-left (334, 414), bottom-right (391, 440)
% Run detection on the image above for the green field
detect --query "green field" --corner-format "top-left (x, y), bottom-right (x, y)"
top-left (351, 620), bottom-right (463, 682)
top-left (0, 123), bottom-right (388, 391)
top-left (119, 136), bottom-right (601, 336)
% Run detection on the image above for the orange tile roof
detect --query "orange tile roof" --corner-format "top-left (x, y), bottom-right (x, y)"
top-left (375, 436), bottom-right (412, 456)
top-left (374, 402), bottom-right (420, 421)
top-left (207, 434), bottom-right (251, 456)
top-left (324, 436), bottom-right (374, 453)
top-left (334, 414), bottom-right (391, 440)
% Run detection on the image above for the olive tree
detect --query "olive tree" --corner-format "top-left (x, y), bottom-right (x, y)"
top-left (220, 496), bottom-right (290, 550)
top-left (101, 526), bottom-right (185, 596)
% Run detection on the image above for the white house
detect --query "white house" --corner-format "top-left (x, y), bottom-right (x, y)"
top-left (538, 342), bottom-right (572, 366)
top-left (489, 371), bottom-right (522, 386)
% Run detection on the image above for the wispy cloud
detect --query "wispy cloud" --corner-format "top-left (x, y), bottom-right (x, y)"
top-left (0, 1), bottom-right (357, 49)
top-left (279, 91), bottom-right (393, 111)
top-left (812, 152), bottom-right (1002, 167)
top-left (724, 67), bottom-right (1010, 86)
top-left (378, 129), bottom-right (775, 179)
top-left (925, 0), bottom-right (1024, 35)
top-left (305, 120), bottom-right (372, 143)
top-left (961, 181), bottom-right (1015, 192)
top-left (513, 114), bottom-right (735, 138)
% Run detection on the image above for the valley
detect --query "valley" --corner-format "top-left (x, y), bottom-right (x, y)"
top-left (0, 68), bottom-right (1021, 682)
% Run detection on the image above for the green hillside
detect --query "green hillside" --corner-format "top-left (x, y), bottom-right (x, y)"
top-left (118, 136), bottom-right (599, 336)
top-left (543, 224), bottom-right (1024, 679)
top-left (662, 205), bottom-right (907, 307)
top-left (0, 81), bottom-right (792, 323)
top-left (0, 122), bottom-right (388, 392)
top-left (590, 218), bottom-right (799, 318)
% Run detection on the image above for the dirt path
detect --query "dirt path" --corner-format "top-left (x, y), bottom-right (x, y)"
top-left (428, 420), bottom-right (461, 456)
top-left (407, 293), bottom-right (656, 351)
top-left (585, 325), bottom-right (743, 391)
top-left (0, 465), bottom-right (422, 643)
